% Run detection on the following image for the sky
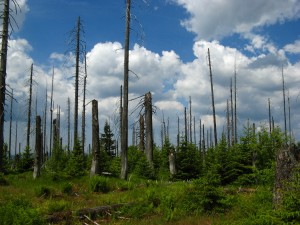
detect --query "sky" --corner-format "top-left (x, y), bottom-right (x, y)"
top-left (3, 0), bottom-right (300, 153)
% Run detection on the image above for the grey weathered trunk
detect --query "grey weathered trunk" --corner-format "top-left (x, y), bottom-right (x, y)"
top-left (282, 66), bottom-right (287, 141)
top-left (208, 48), bottom-right (217, 146)
top-left (49, 67), bottom-right (54, 156)
top-left (67, 97), bottom-right (70, 152)
top-left (273, 146), bottom-right (299, 206)
top-left (33, 116), bottom-right (42, 179)
top-left (268, 98), bottom-right (272, 135)
top-left (121, 0), bottom-right (131, 180)
top-left (90, 99), bottom-right (100, 176)
top-left (0, 0), bottom-right (9, 172)
top-left (74, 17), bottom-right (81, 144)
top-left (43, 87), bottom-right (47, 163)
top-left (144, 92), bottom-right (153, 166)
top-left (27, 64), bottom-right (34, 148)
top-left (139, 114), bottom-right (145, 151)
top-left (189, 96), bottom-right (192, 143)
top-left (169, 153), bottom-right (176, 177)
top-left (230, 78), bottom-right (234, 146)
top-left (82, 54), bottom-right (87, 154)
top-left (227, 99), bottom-right (230, 148)
top-left (8, 89), bottom-right (13, 160)
top-left (177, 116), bottom-right (180, 149)
top-left (184, 107), bottom-right (187, 143)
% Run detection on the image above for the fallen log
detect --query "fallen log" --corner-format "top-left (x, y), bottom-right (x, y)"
top-left (76, 202), bottom-right (134, 219)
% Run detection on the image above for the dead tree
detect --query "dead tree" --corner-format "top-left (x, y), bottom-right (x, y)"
top-left (199, 119), bottom-right (202, 150)
top-left (144, 92), bottom-right (153, 166)
top-left (67, 97), bottom-right (71, 152)
top-left (227, 99), bottom-right (230, 148)
top-left (8, 87), bottom-right (13, 160)
top-left (268, 98), bottom-right (272, 135)
top-left (33, 116), bottom-right (42, 179)
top-left (82, 53), bottom-right (87, 153)
top-left (234, 64), bottom-right (238, 143)
top-left (208, 48), bottom-right (217, 146)
top-left (121, 0), bottom-right (131, 180)
top-left (26, 64), bottom-right (34, 148)
top-left (0, 0), bottom-right (9, 171)
top-left (74, 17), bottom-right (81, 143)
top-left (177, 116), bottom-right (180, 149)
top-left (43, 86), bottom-right (47, 162)
top-left (139, 114), bottom-right (145, 151)
top-left (90, 99), bottom-right (100, 176)
top-left (230, 78), bottom-right (234, 146)
top-left (282, 66), bottom-right (287, 141)
top-left (184, 107), bottom-right (187, 143)
top-left (49, 67), bottom-right (54, 156)
top-left (119, 85), bottom-right (123, 157)
top-left (189, 96), bottom-right (192, 143)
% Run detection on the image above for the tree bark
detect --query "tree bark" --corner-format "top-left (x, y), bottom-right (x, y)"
top-left (139, 114), bottom-right (145, 151)
top-left (33, 116), bottom-right (42, 179)
top-left (0, 0), bottom-right (9, 172)
top-left (26, 64), bottom-right (34, 148)
top-left (144, 92), bottom-right (153, 166)
top-left (49, 67), bottom-right (54, 156)
top-left (90, 99), bottom-right (100, 176)
top-left (121, 0), bottom-right (131, 180)
top-left (208, 48), bottom-right (217, 146)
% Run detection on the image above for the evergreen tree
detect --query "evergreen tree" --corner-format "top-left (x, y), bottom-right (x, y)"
top-left (100, 121), bottom-right (116, 157)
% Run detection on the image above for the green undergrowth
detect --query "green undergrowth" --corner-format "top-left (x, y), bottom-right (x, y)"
top-left (0, 172), bottom-right (299, 225)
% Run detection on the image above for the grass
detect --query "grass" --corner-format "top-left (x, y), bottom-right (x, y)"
top-left (0, 172), bottom-right (286, 225)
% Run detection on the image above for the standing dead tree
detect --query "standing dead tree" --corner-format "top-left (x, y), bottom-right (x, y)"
top-left (144, 92), bottom-right (153, 167)
top-left (208, 48), bottom-right (217, 146)
top-left (67, 97), bottom-right (71, 152)
top-left (82, 52), bottom-right (88, 153)
top-left (281, 66), bottom-right (287, 142)
top-left (33, 116), bottom-right (42, 179)
top-left (90, 99), bottom-right (100, 176)
top-left (121, 0), bottom-right (131, 180)
top-left (26, 64), bottom-right (34, 148)
top-left (49, 67), bottom-right (54, 156)
top-left (139, 114), bottom-right (145, 151)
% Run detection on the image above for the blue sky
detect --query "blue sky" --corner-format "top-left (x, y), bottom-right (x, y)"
top-left (4, 0), bottom-right (300, 152)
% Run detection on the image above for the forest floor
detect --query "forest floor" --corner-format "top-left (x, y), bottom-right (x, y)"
top-left (0, 172), bottom-right (274, 225)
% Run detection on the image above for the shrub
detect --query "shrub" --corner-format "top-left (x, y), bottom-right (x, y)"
top-left (35, 185), bottom-right (53, 198)
top-left (61, 182), bottom-right (73, 195)
top-left (47, 200), bottom-right (70, 213)
top-left (89, 176), bottom-right (110, 193)
top-left (0, 198), bottom-right (44, 225)
top-left (0, 172), bottom-right (9, 186)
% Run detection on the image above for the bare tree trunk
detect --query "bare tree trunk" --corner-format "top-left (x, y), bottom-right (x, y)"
top-left (67, 97), bottom-right (70, 152)
top-left (0, 0), bottom-right (9, 172)
top-left (82, 53), bottom-right (87, 154)
top-left (184, 107), bottom-right (187, 143)
top-left (169, 152), bottom-right (176, 177)
top-left (199, 119), bottom-right (202, 150)
top-left (14, 119), bottom-right (18, 157)
top-left (282, 66), bottom-right (287, 142)
top-left (208, 48), bottom-right (217, 146)
top-left (288, 94), bottom-right (291, 143)
top-left (145, 92), bottom-right (153, 167)
top-left (74, 17), bottom-right (81, 144)
top-left (230, 78), bottom-right (234, 146)
top-left (189, 96), bottom-right (192, 143)
top-left (119, 85), bottom-right (122, 157)
top-left (90, 99), bottom-right (100, 176)
top-left (139, 114), bottom-right (145, 151)
top-left (227, 99), bottom-right (230, 148)
top-left (8, 89), bottom-right (13, 161)
top-left (43, 86), bottom-right (47, 163)
top-left (193, 116), bottom-right (196, 146)
top-left (33, 116), bottom-right (42, 179)
top-left (26, 64), bottom-right (34, 148)
top-left (121, 0), bottom-right (131, 180)
top-left (177, 116), bottom-right (180, 149)
top-left (234, 63), bottom-right (237, 143)
top-left (268, 98), bottom-right (272, 135)
top-left (49, 67), bottom-right (54, 156)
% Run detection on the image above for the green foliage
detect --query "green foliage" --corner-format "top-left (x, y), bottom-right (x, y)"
top-left (61, 182), bottom-right (73, 195)
top-left (35, 185), bottom-right (53, 198)
top-left (65, 139), bottom-right (86, 177)
top-left (175, 141), bottom-right (200, 180)
top-left (0, 198), bottom-right (44, 225)
top-left (100, 121), bottom-right (116, 157)
top-left (18, 146), bottom-right (34, 172)
top-left (182, 172), bottom-right (229, 214)
top-left (89, 176), bottom-right (110, 193)
top-left (108, 156), bottom-right (121, 177)
top-left (0, 172), bottom-right (9, 185)
top-left (47, 200), bottom-right (70, 213)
